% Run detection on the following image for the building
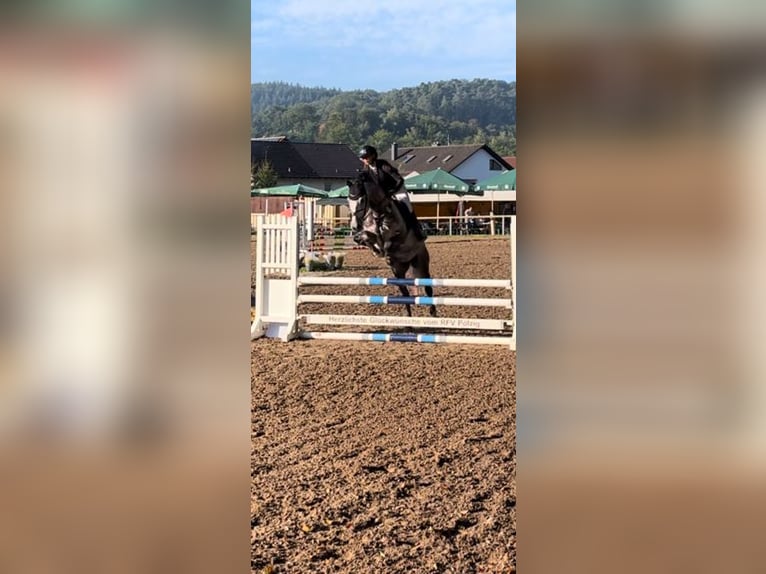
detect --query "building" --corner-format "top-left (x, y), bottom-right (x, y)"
top-left (503, 156), bottom-right (516, 169)
top-left (388, 143), bottom-right (515, 219)
top-left (389, 143), bottom-right (512, 184)
top-left (251, 137), bottom-right (360, 216)
top-left (251, 136), bottom-right (359, 190)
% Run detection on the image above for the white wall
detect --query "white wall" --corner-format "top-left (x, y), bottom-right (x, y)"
top-left (451, 149), bottom-right (505, 184)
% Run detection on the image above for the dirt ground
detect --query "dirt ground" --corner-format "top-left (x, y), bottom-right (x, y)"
top-left (251, 236), bottom-right (516, 573)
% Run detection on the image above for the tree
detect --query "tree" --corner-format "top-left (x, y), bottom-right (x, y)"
top-left (318, 110), bottom-right (362, 145)
top-left (251, 160), bottom-right (279, 189)
top-left (251, 78), bottom-right (517, 150)
top-left (283, 104), bottom-right (320, 141)
top-left (369, 129), bottom-right (395, 152)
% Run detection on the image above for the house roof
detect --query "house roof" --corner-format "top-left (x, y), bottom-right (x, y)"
top-left (503, 156), bottom-right (516, 169)
top-left (251, 138), bottom-right (360, 180)
top-left (390, 144), bottom-right (513, 175)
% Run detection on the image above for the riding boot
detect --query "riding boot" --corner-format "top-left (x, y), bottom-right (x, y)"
top-left (393, 200), bottom-right (426, 241)
top-left (409, 212), bottom-right (426, 241)
top-left (415, 221), bottom-right (426, 241)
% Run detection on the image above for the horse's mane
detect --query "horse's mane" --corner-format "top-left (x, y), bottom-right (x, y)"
top-left (354, 171), bottom-right (389, 208)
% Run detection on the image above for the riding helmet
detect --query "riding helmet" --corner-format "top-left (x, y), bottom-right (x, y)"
top-left (358, 145), bottom-right (378, 159)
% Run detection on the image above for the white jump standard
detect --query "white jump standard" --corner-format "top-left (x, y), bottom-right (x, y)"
top-left (251, 214), bottom-right (516, 348)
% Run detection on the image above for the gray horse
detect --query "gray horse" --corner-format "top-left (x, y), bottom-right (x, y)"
top-left (347, 173), bottom-right (436, 317)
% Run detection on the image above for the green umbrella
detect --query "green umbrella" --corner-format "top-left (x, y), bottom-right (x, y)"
top-left (316, 196), bottom-right (349, 206)
top-left (473, 170), bottom-right (516, 191)
top-left (474, 170), bottom-right (516, 215)
top-left (250, 183), bottom-right (328, 198)
top-left (403, 168), bottom-right (477, 225)
top-left (403, 168), bottom-right (476, 195)
top-left (330, 169), bottom-right (475, 197)
top-left (327, 185), bottom-right (349, 198)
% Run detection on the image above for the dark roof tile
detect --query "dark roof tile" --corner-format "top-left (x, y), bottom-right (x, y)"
top-left (251, 138), bottom-right (360, 180)
top-left (391, 144), bottom-right (512, 175)
top-left (292, 142), bottom-right (360, 178)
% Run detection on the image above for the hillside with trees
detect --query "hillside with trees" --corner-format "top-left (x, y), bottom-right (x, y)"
top-left (251, 82), bottom-right (342, 114)
top-left (251, 79), bottom-right (516, 156)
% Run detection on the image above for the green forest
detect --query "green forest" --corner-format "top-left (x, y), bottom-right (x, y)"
top-left (251, 78), bottom-right (516, 156)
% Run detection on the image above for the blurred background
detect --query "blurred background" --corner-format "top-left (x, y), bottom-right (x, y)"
top-left (4, 0), bottom-right (766, 572)
top-left (0, 2), bottom-right (251, 573)
top-left (518, 2), bottom-right (766, 573)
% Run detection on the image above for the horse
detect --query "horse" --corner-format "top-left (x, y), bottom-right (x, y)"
top-left (347, 174), bottom-right (437, 317)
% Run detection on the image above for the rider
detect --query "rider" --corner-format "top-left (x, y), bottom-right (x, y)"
top-left (351, 144), bottom-right (426, 242)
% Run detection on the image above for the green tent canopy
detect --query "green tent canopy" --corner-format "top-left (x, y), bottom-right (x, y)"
top-left (251, 183), bottom-right (328, 198)
top-left (403, 168), bottom-right (478, 195)
top-left (473, 170), bottom-right (516, 191)
top-left (316, 196), bottom-right (349, 206)
top-left (327, 185), bottom-right (350, 198)
top-left (325, 169), bottom-right (477, 199)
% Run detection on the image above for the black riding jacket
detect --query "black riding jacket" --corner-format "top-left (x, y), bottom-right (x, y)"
top-left (362, 159), bottom-right (404, 196)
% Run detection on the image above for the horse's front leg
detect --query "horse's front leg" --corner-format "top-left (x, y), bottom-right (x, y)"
top-left (397, 284), bottom-right (412, 317)
top-left (424, 285), bottom-right (436, 317)
top-left (360, 231), bottom-right (384, 257)
top-left (376, 216), bottom-right (393, 255)
top-left (390, 260), bottom-right (412, 317)
top-left (411, 251), bottom-right (436, 317)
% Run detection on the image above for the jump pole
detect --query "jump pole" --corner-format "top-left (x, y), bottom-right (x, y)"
top-left (251, 214), bottom-right (516, 348)
top-left (298, 332), bottom-right (512, 345)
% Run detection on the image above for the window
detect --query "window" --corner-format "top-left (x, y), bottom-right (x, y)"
top-left (324, 182), bottom-right (332, 191)
top-left (427, 155), bottom-right (437, 163)
top-left (489, 159), bottom-right (503, 171)
top-left (402, 154), bottom-right (414, 163)
top-left (442, 154), bottom-right (453, 163)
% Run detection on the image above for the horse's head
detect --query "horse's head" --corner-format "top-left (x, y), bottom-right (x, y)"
top-left (356, 171), bottom-right (389, 208)
top-left (346, 177), bottom-right (365, 200)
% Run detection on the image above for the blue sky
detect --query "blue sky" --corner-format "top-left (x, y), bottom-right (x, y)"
top-left (251, 0), bottom-right (516, 91)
